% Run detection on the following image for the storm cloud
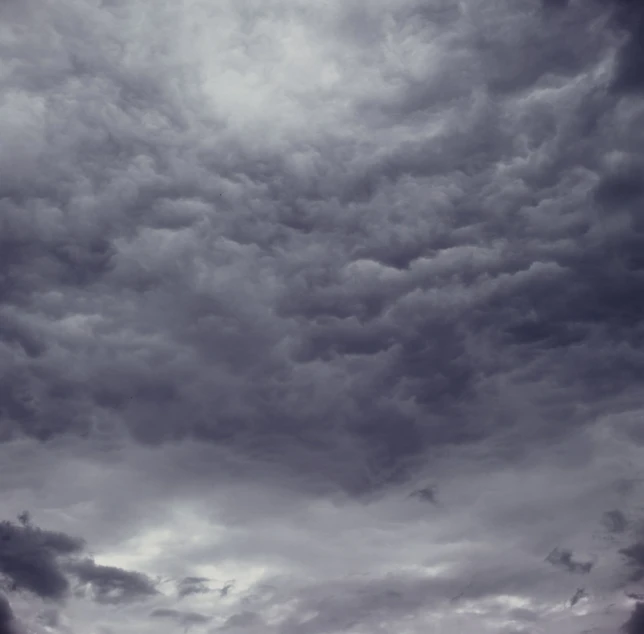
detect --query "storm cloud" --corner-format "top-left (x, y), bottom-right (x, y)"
top-left (1, 0), bottom-right (644, 632)
top-left (0, 0), bottom-right (641, 487)
top-left (0, 515), bottom-right (158, 631)
top-left (0, 518), bottom-right (83, 601)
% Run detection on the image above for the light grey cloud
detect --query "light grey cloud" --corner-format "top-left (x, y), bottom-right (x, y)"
top-left (218, 611), bottom-right (261, 630)
top-left (151, 608), bottom-right (211, 627)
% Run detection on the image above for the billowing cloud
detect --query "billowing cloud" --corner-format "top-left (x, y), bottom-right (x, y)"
top-left (0, 518), bottom-right (83, 601)
top-left (1, 0), bottom-right (644, 632)
top-left (0, 514), bottom-right (159, 632)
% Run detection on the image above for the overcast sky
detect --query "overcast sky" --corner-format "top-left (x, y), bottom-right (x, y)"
top-left (1, 0), bottom-right (644, 632)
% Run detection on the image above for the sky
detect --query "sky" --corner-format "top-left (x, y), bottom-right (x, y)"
top-left (1, 0), bottom-right (644, 632)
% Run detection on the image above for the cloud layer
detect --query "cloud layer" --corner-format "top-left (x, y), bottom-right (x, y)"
top-left (1, 0), bottom-right (644, 632)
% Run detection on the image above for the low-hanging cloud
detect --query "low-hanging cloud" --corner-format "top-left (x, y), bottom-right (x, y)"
top-left (0, 0), bottom-right (642, 495)
top-left (0, 518), bottom-right (84, 601)
top-left (0, 515), bottom-right (159, 632)
top-left (2, 0), bottom-right (644, 632)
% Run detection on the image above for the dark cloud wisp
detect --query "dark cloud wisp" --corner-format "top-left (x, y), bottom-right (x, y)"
top-left (68, 558), bottom-right (159, 605)
top-left (151, 608), bottom-right (211, 626)
top-left (177, 576), bottom-right (211, 599)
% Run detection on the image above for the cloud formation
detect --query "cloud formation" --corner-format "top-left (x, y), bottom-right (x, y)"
top-left (177, 577), bottom-right (212, 599)
top-left (0, 515), bottom-right (159, 632)
top-left (68, 558), bottom-right (159, 605)
top-left (1, 0), bottom-right (644, 632)
top-left (1, 0), bottom-right (641, 490)
top-left (0, 595), bottom-right (19, 634)
top-left (545, 548), bottom-right (594, 575)
top-left (623, 602), bottom-right (644, 634)
top-left (0, 518), bottom-right (83, 601)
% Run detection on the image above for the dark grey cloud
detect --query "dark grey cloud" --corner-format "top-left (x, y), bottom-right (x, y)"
top-left (623, 602), bottom-right (644, 634)
top-left (0, 0), bottom-right (635, 499)
top-left (607, 0), bottom-right (644, 94)
top-left (409, 486), bottom-right (438, 505)
top-left (1, 0), bottom-right (644, 632)
top-left (68, 558), bottom-right (159, 604)
top-left (620, 541), bottom-right (644, 583)
top-left (0, 513), bottom-right (161, 631)
top-left (545, 548), bottom-right (594, 575)
top-left (569, 586), bottom-right (586, 607)
top-left (0, 595), bottom-right (18, 634)
top-left (604, 510), bottom-right (629, 534)
top-left (177, 576), bottom-right (212, 599)
top-left (219, 582), bottom-right (234, 598)
top-left (0, 517), bottom-right (83, 601)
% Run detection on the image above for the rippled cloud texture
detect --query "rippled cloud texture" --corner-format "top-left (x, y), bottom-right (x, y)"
top-left (2, 0), bottom-right (644, 632)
